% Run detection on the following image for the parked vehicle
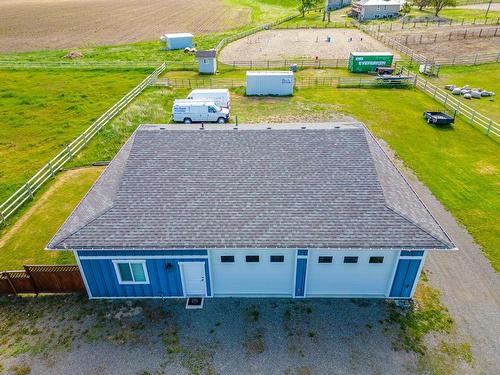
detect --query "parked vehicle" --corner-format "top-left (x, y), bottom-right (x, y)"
top-left (186, 89), bottom-right (230, 108)
top-left (423, 111), bottom-right (454, 125)
top-left (172, 100), bottom-right (230, 124)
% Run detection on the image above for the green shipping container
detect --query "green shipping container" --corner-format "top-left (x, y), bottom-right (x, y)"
top-left (348, 52), bottom-right (394, 73)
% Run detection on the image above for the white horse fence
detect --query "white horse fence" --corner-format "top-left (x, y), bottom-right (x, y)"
top-left (0, 63), bottom-right (166, 224)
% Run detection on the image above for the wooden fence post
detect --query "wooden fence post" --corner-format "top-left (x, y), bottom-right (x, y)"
top-left (23, 265), bottom-right (39, 295)
top-left (474, 54), bottom-right (478, 65)
top-left (3, 272), bottom-right (17, 295)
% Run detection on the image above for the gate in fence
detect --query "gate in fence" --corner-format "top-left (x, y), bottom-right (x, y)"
top-left (0, 265), bottom-right (85, 295)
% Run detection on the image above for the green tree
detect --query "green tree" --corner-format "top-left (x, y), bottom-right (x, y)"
top-left (401, 2), bottom-right (412, 15)
top-left (298, 0), bottom-right (320, 17)
top-left (412, 0), bottom-right (430, 11)
top-left (430, 0), bottom-right (456, 16)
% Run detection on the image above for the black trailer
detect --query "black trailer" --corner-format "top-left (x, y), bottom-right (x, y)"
top-left (423, 111), bottom-right (454, 125)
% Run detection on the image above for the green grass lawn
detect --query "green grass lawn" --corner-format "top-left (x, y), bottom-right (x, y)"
top-left (278, 8), bottom-right (353, 28)
top-left (425, 63), bottom-right (500, 122)
top-left (1, 71), bottom-right (498, 272)
top-left (407, 7), bottom-right (500, 21)
top-left (0, 69), bottom-right (150, 204)
top-left (0, 167), bottom-right (103, 270)
top-left (66, 78), bottom-right (499, 272)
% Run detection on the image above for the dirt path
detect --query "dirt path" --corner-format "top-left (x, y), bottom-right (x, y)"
top-left (0, 167), bottom-right (101, 247)
top-left (389, 148), bottom-right (500, 374)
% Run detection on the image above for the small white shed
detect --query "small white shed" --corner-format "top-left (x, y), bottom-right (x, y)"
top-left (196, 50), bottom-right (217, 74)
top-left (246, 71), bottom-right (294, 96)
top-left (160, 33), bottom-right (193, 50)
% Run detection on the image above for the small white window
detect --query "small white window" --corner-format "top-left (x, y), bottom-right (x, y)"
top-left (113, 260), bottom-right (149, 284)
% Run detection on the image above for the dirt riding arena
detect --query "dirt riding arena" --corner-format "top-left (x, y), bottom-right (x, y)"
top-left (219, 29), bottom-right (399, 63)
top-left (383, 25), bottom-right (500, 58)
top-left (0, 0), bottom-right (250, 52)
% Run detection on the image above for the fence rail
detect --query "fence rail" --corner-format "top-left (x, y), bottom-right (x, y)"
top-left (0, 265), bottom-right (85, 295)
top-left (360, 25), bottom-right (430, 64)
top-left (371, 17), bottom-right (500, 32)
top-left (395, 27), bottom-right (500, 45)
top-left (0, 63), bottom-right (166, 225)
top-left (159, 76), bottom-right (414, 89)
top-left (0, 60), bottom-right (164, 70)
top-left (214, 13), bottom-right (299, 52)
top-left (400, 67), bottom-right (500, 138)
top-left (362, 25), bottom-right (500, 66)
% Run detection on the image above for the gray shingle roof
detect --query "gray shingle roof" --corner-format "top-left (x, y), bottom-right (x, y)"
top-left (196, 50), bottom-right (217, 58)
top-left (47, 123), bottom-right (454, 250)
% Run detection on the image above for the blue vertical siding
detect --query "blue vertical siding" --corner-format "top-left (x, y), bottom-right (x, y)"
top-left (77, 250), bottom-right (210, 298)
top-left (295, 258), bottom-right (307, 297)
top-left (390, 259), bottom-right (422, 298)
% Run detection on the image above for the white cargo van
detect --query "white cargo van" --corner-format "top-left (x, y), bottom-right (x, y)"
top-left (186, 89), bottom-right (230, 108)
top-left (172, 100), bottom-right (230, 124)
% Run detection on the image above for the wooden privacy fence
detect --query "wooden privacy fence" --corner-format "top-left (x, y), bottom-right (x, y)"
top-left (400, 67), bottom-right (500, 138)
top-left (0, 265), bottom-right (85, 295)
top-left (0, 63), bottom-right (166, 225)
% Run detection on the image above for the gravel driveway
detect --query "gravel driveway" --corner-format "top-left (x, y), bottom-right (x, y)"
top-left (6, 298), bottom-right (417, 375)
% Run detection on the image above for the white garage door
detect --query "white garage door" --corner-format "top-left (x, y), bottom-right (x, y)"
top-left (306, 250), bottom-right (398, 297)
top-left (209, 249), bottom-right (295, 296)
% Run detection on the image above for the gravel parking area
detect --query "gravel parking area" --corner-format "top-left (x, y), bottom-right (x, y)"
top-left (3, 298), bottom-right (417, 375)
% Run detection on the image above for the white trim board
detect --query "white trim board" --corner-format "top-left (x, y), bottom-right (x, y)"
top-left (74, 250), bottom-right (93, 298)
top-left (112, 259), bottom-right (150, 285)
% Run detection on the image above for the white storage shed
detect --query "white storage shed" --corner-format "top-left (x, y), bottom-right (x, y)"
top-left (161, 33), bottom-right (193, 50)
top-left (196, 50), bottom-right (217, 74)
top-left (246, 71), bottom-right (294, 96)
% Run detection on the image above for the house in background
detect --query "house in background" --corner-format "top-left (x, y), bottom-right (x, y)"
top-left (351, 0), bottom-right (403, 21)
top-left (47, 123), bottom-right (455, 300)
top-left (325, 0), bottom-right (352, 10)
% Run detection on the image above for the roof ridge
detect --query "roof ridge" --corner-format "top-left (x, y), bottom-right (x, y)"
top-left (50, 205), bottom-right (115, 249)
top-left (384, 205), bottom-right (452, 248)
top-left (361, 125), bottom-right (456, 248)
top-left (46, 132), bottom-right (139, 250)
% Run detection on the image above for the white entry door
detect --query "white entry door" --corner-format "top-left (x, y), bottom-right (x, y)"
top-left (180, 262), bottom-right (207, 296)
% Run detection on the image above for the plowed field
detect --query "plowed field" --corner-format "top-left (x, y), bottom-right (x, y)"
top-left (0, 0), bottom-right (251, 52)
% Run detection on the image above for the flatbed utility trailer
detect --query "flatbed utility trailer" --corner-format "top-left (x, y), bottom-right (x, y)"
top-left (423, 111), bottom-right (454, 125)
